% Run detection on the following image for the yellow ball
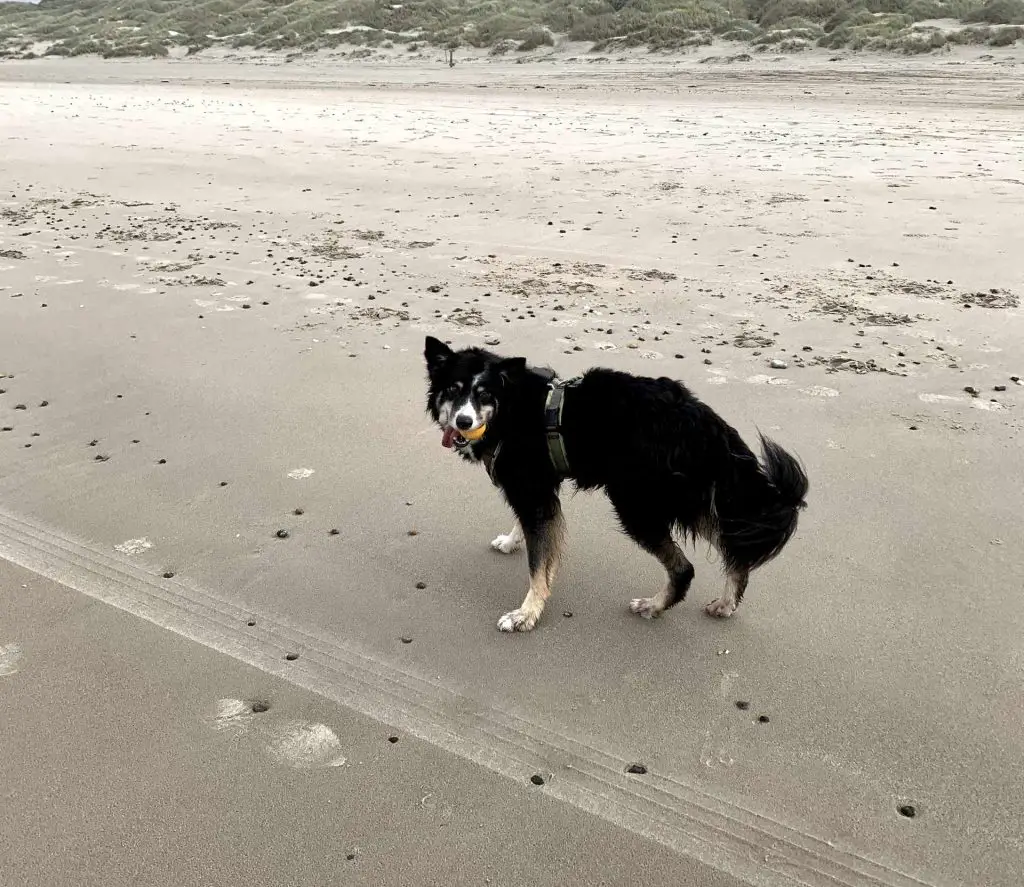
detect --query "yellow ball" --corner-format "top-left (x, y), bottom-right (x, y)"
top-left (460, 424), bottom-right (487, 441)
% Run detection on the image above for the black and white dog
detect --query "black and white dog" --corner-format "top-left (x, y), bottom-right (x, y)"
top-left (424, 336), bottom-right (808, 633)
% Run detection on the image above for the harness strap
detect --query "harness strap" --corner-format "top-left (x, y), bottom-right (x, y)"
top-left (544, 376), bottom-right (581, 476)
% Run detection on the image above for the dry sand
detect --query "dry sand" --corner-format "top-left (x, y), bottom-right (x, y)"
top-left (1, 53), bottom-right (1022, 887)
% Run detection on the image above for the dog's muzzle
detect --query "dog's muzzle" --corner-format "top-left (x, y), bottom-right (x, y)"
top-left (442, 426), bottom-right (472, 449)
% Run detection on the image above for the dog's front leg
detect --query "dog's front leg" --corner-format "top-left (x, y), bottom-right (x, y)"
top-left (497, 498), bottom-right (565, 633)
top-left (490, 518), bottom-right (523, 554)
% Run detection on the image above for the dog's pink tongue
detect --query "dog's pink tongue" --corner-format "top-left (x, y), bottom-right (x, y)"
top-left (441, 427), bottom-right (457, 449)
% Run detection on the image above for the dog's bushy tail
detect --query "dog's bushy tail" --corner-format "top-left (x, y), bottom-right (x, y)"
top-left (717, 434), bottom-right (808, 573)
top-left (759, 433), bottom-right (809, 512)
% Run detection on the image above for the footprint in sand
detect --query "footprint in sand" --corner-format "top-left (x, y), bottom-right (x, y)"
top-left (0, 643), bottom-right (23, 677)
top-left (214, 697), bottom-right (256, 734)
top-left (212, 698), bottom-right (347, 769)
top-left (115, 537), bottom-right (153, 555)
top-left (799, 385), bottom-right (839, 398)
top-left (745, 374), bottom-right (792, 386)
top-left (264, 722), bottom-right (348, 769)
top-left (918, 393), bottom-right (962, 404)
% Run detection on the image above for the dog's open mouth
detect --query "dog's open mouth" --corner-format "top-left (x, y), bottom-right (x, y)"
top-left (442, 427), bottom-right (470, 449)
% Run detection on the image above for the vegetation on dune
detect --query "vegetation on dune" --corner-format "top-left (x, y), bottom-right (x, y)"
top-left (0, 0), bottom-right (1022, 59)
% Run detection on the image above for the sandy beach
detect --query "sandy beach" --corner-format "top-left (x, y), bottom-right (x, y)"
top-left (1, 52), bottom-right (1022, 886)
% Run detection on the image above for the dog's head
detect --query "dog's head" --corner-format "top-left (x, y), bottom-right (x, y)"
top-left (424, 336), bottom-right (526, 454)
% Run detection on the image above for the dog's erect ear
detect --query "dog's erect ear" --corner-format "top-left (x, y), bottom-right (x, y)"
top-left (424, 336), bottom-right (453, 371)
top-left (495, 356), bottom-right (527, 382)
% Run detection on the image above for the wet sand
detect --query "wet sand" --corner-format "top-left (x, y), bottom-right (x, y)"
top-left (0, 558), bottom-right (750, 887)
top-left (1, 55), bottom-right (1022, 886)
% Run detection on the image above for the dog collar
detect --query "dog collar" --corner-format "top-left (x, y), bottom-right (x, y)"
top-left (544, 376), bottom-right (581, 477)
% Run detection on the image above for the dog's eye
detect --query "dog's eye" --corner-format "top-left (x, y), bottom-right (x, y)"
top-left (444, 385), bottom-right (461, 399)
top-left (476, 389), bottom-right (494, 406)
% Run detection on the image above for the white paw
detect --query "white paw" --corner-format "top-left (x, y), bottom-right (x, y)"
top-left (705, 598), bottom-right (738, 618)
top-left (490, 534), bottom-right (521, 554)
top-left (629, 597), bottom-right (662, 619)
top-left (497, 607), bottom-right (539, 632)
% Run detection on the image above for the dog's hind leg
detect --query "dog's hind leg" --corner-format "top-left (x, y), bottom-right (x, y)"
top-left (610, 489), bottom-right (695, 619)
top-left (705, 567), bottom-right (749, 619)
top-left (490, 518), bottom-right (523, 555)
top-left (628, 537), bottom-right (695, 619)
top-left (497, 498), bottom-right (565, 633)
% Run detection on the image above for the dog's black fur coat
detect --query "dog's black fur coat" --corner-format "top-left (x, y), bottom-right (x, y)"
top-left (424, 336), bottom-right (808, 628)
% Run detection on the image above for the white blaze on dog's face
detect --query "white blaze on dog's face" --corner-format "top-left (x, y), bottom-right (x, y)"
top-left (453, 374), bottom-right (495, 432)
top-left (435, 375), bottom-right (496, 450)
